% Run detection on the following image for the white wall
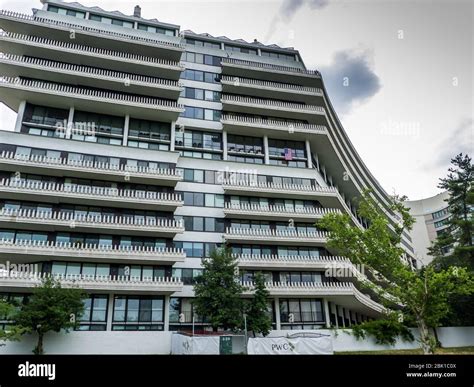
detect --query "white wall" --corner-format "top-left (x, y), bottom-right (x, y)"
top-left (0, 331), bottom-right (172, 355)
top-left (437, 327), bottom-right (474, 348)
top-left (1, 327), bottom-right (472, 354)
top-left (269, 327), bottom-right (474, 352)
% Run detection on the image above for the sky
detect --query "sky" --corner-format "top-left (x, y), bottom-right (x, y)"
top-left (0, 0), bottom-right (472, 200)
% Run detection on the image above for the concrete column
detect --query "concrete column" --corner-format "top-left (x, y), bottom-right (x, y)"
top-left (66, 107), bottom-right (74, 139)
top-left (122, 114), bottom-right (130, 146)
top-left (85, 11), bottom-right (90, 19)
top-left (170, 121), bottom-right (176, 151)
top-left (274, 297), bottom-right (281, 330)
top-left (346, 309), bottom-right (351, 327)
top-left (323, 298), bottom-right (331, 328)
top-left (164, 294), bottom-right (170, 331)
top-left (331, 303), bottom-right (338, 329)
top-left (305, 139), bottom-right (312, 168)
top-left (322, 165), bottom-right (327, 184)
top-left (339, 306), bottom-right (346, 328)
top-left (313, 152), bottom-right (320, 171)
top-left (14, 100), bottom-right (26, 132)
top-left (263, 135), bottom-right (270, 165)
top-left (222, 130), bottom-right (228, 160)
top-left (106, 294), bottom-right (114, 331)
top-left (257, 48), bottom-right (262, 56)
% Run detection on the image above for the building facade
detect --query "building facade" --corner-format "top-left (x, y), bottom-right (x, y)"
top-left (0, 0), bottom-right (415, 344)
top-left (406, 192), bottom-right (450, 266)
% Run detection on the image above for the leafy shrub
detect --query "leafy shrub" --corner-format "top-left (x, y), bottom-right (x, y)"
top-left (351, 317), bottom-right (414, 346)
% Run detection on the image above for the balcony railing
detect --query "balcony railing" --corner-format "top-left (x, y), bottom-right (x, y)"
top-left (0, 31), bottom-right (183, 68)
top-left (0, 208), bottom-right (184, 233)
top-left (236, 254), bottom-right (348, 265)
top-left (0, 270), bottom-right (184, 292)
top-left (224, 203), bottom-right (341, 218)
top-left (225, 227), bottom-right (328, 242)
top-left (221, 57), bottom-right (321, 77)
top-left (242, 281), bottom-right (385, 313)
top-left (0, 151), bottom-right (183, 181)
top-left (221, 115), bottom-right (327, 134)
top-left (222, 179), bottom-right (338, 195)
top-left (220, 75), bottom-right (323, 95)
top-left (221, 95), bottom-right (325, 114)
top-left (0, 179), bottom-right (183, 206)
top-left (0, 10), bottom-right (185, 50)
top-left (0, 77), bottom-right (184, 111)
top-left (0, 54), bottom-right (182, 88)
top-left (0, 238), bottom-right (186, 261)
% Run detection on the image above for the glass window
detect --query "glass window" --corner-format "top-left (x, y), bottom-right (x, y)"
top-left (66, 263), bottom-right (81, 275)
top-left (204, 193), bottom-right (215, 207)
top-left (152, 299), bottom-right (163, 322)
top-left (51, 262), bottom-right (67, 275)
top-left (92, 296), bottom-right (107, 322)
top-left (113, 296), bottom-right (126, 322)
top-left (192, 217), bottom-right (203, 231)
top-left (126, 298), bottom-right (139, 322)
top-left (204, 218), bottom-right (215, 232)
top-left (82, 264), bottom-right (96, 277)
top-left (194, 193), bottom-right (204, 207)
top-left (215, 195), bottom-right (224, 208)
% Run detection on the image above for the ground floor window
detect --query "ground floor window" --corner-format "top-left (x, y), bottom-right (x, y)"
top-left (77, 295), bottom-right (108, 331)
top-left (112, 295), bottom-right (164, 330)
top-left (279, 299), bottom-right (324, 325)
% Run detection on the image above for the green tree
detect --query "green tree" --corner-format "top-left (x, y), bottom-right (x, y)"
top-left (15, 277), bottom-right (86, 354)
top-left (429, 153), bottom-right (474, 326)
top-left (319, 190), bottom-right (473, 354)
top-left (193, 248), bottom-right (244, 331)
top-left (0, 300), bottom-right (28, 346)
top-left (429, 153), bottom-right (473, 270)
top-left (246, 272), bottom-right (272, 337)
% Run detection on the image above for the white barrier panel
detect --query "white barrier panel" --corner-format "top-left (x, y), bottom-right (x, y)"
top-left (248, 336), bottom-right (333, 355)
top-left (171, 334), bottom-right (219, 355)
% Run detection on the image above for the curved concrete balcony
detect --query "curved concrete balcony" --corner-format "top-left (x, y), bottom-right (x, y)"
top-left (224, 203), bottom-right (341, 221)
top-left (0, 151), bottom-right (183, 186)
top-left (242, 281), bottom-right (385, 314)
top-left (0, 32), bottom-right (183, 79)
top-left (0, 271), bottom-right (183, 294)
top-left (221, 57), bottom-right (321, 87)
top-left (221, 114), bottom-right (327, 139)
top-left (0, 77), bottom-right (184, 121)
top-left (0, 54), bottom-right (183, 99)
top-left (0, 239), bottom-right (186, 265)
top-left (221, 75), bottom-right (323, 104)
top-left (236, 254), bottom-right (350, 269)
top-left (0, 209), bottom-right (184, 237)
top-left (222, 179), bottom-right (337, 199)
top-left (224, 227), bottom-right (328, 246)
top-left (221, 95), bottom-right (325, 121)
top-left (0, 10), bottom-right (184, 61)
top-left (0, 179), bottom-right (183, 211)
top-left (221, 179), bottom-right (366, 228)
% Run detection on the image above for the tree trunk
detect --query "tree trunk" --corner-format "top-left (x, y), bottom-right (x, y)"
top-left (34, 332), bottom-right (44, 355)
top-left (417, 318), bottom-right (434, 354)
top-left (433, 326), bottom-right (441, 348)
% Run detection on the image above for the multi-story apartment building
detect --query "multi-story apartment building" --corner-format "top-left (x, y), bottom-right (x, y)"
top-left (406, 192), bottom-right (450, 266)
top-left (0, 0), bottom-right (415, 345)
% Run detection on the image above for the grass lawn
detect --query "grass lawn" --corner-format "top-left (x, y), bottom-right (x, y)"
top-left (336, 346), bottom-right (474, 355)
